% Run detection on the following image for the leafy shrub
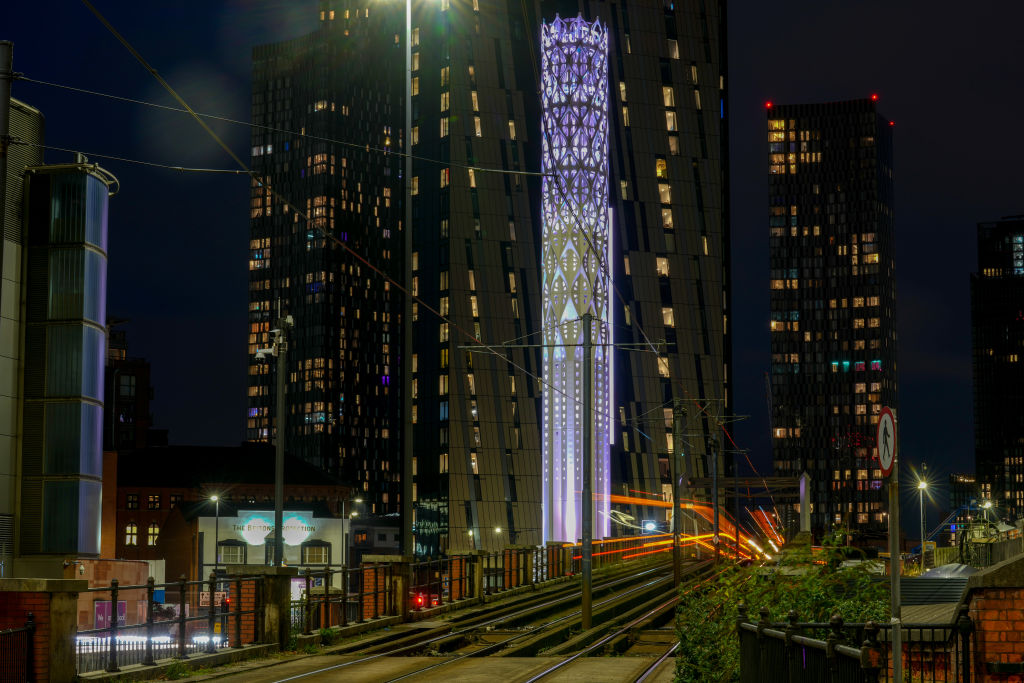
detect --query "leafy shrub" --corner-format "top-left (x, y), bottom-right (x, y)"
top-left (675, 532), bottom-right (888, 682)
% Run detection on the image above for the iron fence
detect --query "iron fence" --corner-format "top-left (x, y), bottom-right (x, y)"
top-left (75, 573), bottom-right (264, 675)
top-left (737, 606), bottom-right (976, 683)
top-left (0, 613), bottom-right (34, 683)
top-left (289, 564), bottom-right (395, 634)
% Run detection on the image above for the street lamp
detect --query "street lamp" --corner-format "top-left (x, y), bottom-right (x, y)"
top-left (917, 481), bottom-right (927, 568)
top-left (983, 501), bottom-right (993, 533)
top-left (210, 495), bottom-right (220, 576)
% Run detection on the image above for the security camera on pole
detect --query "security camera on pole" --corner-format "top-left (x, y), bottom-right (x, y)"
top-left (877, 406), bottom-right (901, 682)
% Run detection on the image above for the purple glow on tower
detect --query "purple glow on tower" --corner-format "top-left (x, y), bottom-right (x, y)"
top-left (540, 14), bottom-right (611, 544)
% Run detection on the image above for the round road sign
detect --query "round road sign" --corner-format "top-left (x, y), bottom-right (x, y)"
top-left (876, 407), bottom-right (897, 477)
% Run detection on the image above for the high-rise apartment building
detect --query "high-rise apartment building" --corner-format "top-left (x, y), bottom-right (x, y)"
top-left (247, 5), bottom-right (405, 517)
top-left (250, 0), bottom-right (730, 557)
top-left (768, 98), bottom-right (897, 537)
top-left (410, 0), bottom-right (729, 554)
top-left (971, 216), bottom-right (1024, 521)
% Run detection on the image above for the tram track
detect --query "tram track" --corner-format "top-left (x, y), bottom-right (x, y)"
top-left (265, 559), bottom-right (712, 683)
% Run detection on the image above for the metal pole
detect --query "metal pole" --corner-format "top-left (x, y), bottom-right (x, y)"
top-left (214, 498), bottom-right (220, 576)
top-left (0, 42), bottom-right (12, 271)
top-left (275, 323), bottom-right (287, 567)
top-left (581, 312), bottom-right (593, 630)
top-left (401, 0), bottom-right (415, 559)
top-left (889, 448), bottom-right (902, 681)
top-left (672, 399), bottom-right (684, 585)
top-left (921, 485), bottom-right (929, 573)
top-left (711, 436), bottom-right (720, 564)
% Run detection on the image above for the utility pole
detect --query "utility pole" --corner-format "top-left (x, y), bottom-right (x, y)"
top-left (672, 400), bottom-right (685, 585)
top-left (0, 42), bottom-right (13, 273)
top-left (272, 317), bottom-right (291, 568)
top-left (401, 0), bottom-right (414, 560)
top-left (709, 436), bottom-right (720, 563)
top-left (581, 312), bottom-right (593, 630)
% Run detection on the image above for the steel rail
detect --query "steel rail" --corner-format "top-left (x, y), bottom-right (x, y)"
top-left (269, 559), bottom-right (687, 682)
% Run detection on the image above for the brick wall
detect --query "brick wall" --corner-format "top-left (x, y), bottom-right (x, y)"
top-left (228, 578), bottom-right (259, 645)
top-left (0, 591), bottom-right (50, 682)
top-left (969, 586), bottom-right (1024, 678)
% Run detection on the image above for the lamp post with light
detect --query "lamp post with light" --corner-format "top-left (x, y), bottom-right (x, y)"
top-left (983, 500), bottom-right (993, 534)
top-left (343, 497), bottom-right (362, 567)
top-left (210, 495), bottom-right (220, 575)
top-left (917, 481), bottom-right (927, 568)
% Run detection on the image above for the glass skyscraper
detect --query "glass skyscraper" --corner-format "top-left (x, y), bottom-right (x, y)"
top-left (972, 216), bottom-right (1024, 520)
top-left (767, 97), bottom-right (897, 538)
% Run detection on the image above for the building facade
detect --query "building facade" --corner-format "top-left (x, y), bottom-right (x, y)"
top-left (410, 0), bottom-right (730, 554)
top-left (17, 158), bottom-right (116, 572)
top-left (247, 4), bottom-right (405, 518)
top-left (972, 216), bottom-right (1024, 521)
top-left (767, 98), bottom-right (897, 537)
top-left (250, 0), bottom-right (731, 557)
top-left (0, 97), bottom-right (44, 577)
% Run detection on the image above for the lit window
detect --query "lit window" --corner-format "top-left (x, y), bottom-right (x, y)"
top-left (662, 308), bottom-right (675, 327)
top-left (147, 495), bottom-right (160, 510)
top-left (468, 168), bottom-right (476, 188)
top-left (665, 111), bottom-right (678, 132)
top-left (221, 544), bottom-right (245, 564)
top-left (125, 523), bottom-right (138, 546)
top-left (693, 90), bottom-right (702, 110)
top-left (303, 545), bottom-right (328, 564)
top-left (471, 91), bottom-right (479, 111)
top-left (662, 86), bottom-right (675, 107)
top-left (619, 81), bottom-right (627, 101)
top-left (690, 64), bottom-right (699, 84)
top-left (474, 117), bottom-right (482, 137)
top-left (440, 117), bottom-right (449, 137)
top-left (667, 39), bottom-right (679, 59)
top-left (622, 106), bottom-right (630, 127)
top-left (439, 324), bottom-right (449, 342)
top-left (661, 208), bottom-right (673, 229)
top-left (440, 168), bottom-right (449, 188)
top-left (411, 176), bottom-right (419, 196)
top-left (411, 28), bottom-right (419, 46)
top-left (655, 158), bottom-right (668, 179)
top-left (658, 357), bottom-right (670, 377)
top-left (440, 92), bottom-right (449, 111)
top-left (656, 257), bottom-right (670, 277)
top-left (508, 120), bottom-right (516, 139)
top-left (411, 77), bottom-right (419, 96)
top-left (668, 135), bottom-right (679, 155)
top-left (620, 180), bottom-right (628, 200)
top-left (411, 53), bottom-right (420, 71)
top-left (440, 67), bottom-right (449, 86)
top-left (126, 494), bottom-right (139, 510)
top-left (147, 523), bottom-right (159, 546)
top-left (658, 183), bottom-right (672, 204)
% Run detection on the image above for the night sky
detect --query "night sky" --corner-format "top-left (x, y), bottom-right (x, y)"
top-left (8, 1), bottom-right (1024, 515)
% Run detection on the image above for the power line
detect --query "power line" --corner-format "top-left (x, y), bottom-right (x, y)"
top-left (77, 0), bottom-right (578, 411)
top-left (15, 74), bottom-right (547, 177)
top-left (9, 139), bottom-right (249, 175)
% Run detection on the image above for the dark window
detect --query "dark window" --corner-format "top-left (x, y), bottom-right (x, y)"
top-left (126, 494), bottom-right (139, 510)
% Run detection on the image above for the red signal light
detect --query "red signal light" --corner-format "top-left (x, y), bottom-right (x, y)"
top-left (889, 121), bottom-right (895, 126)
top-left (414, 594), bottom-right (424, 607)
top-left (765, 101), bottom-right (773, 109)
top-left (871, 93), bottom-right (879, 101)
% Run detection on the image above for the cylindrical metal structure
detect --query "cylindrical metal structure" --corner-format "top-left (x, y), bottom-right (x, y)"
top-left (540, 14), bottom-right (611, 545)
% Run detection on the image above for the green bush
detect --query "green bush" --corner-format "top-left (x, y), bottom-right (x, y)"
top-left (675, 533), bottom-right (888, 683)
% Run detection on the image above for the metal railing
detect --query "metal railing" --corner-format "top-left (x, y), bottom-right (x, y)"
top-left (738, 606), bottom-right (976, 682)
top-left (0, 613), bottom-right (34, 683)
top-left (289, 564), bottom-right (396, 634)
top-left (75, 573), bottom-right (264, 675)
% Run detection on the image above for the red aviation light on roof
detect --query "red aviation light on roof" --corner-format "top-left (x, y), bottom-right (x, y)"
top-left (765, 101), bottom-right (773, 109)
top-left (871, 93), bottom-right (879, 101)
top-left (889, 121), bottom-right (895, 126)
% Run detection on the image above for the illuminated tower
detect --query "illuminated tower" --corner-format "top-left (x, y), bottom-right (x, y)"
top-left (541, 15), bottom-right (611, 544)
top-left (767, 98), bottom-right (897, 537)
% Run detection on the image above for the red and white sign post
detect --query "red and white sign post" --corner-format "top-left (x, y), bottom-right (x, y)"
top-left (878, 406), bottom-right (901, 681)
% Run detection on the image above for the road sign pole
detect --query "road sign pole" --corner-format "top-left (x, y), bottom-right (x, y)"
top-left (879, 407), bottom-right (901, 682)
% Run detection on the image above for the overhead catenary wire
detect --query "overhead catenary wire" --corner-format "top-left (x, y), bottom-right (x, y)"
top-left (15, 74), bottom-right (546, 177)
top-left (76, 0), bottom-right (582, 412)
top-left (9, 139), bottom-right (249, 175)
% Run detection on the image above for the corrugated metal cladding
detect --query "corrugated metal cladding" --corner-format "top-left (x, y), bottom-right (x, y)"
top-left (5, 99), bottom-right (44, 244)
